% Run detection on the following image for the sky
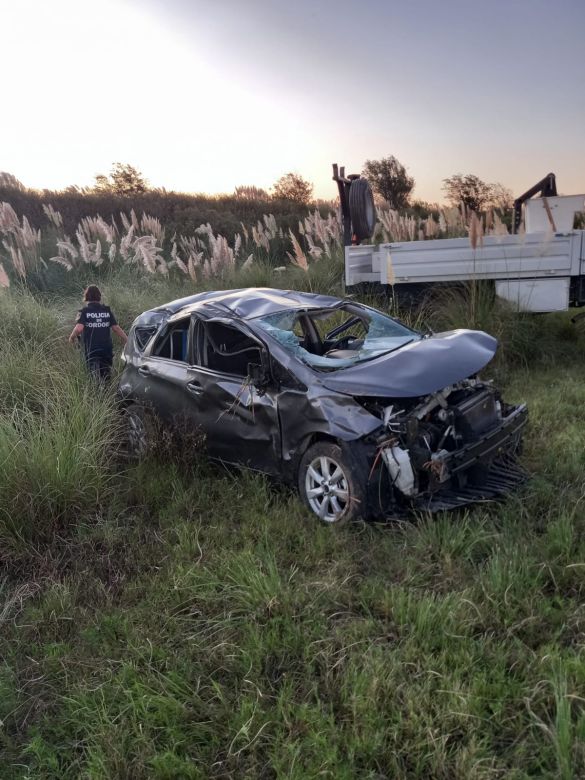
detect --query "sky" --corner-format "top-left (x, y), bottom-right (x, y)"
top-left (0, 0), bottom-right (584, 202)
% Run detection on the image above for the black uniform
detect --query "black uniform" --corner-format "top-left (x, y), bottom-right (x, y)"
top-left (77, 302), bottom-right (117, 379)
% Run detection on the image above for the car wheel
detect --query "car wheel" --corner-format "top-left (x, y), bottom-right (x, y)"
top-left (123, 403), bottom-right (152, 460)
top-left (298, 442), bottom-right (366, 524)
top-left (349, 177), bottom-right (377, 242)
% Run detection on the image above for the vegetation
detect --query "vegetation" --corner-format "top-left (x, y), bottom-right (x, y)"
top-left (0, 172), bottom-right (25, 191)
top-left (2, 190), bottom-right (512, 294)
top-left (93, 163), bottom-right (149, 196)
top-left (234, 185), bottom-right (270, 201)
top-left (442, 174), bottom-right (494, 213)
top-left (442, 174), bottom-right (513, 216)
top-left (362, 156), bottom-right (415, 210)
top-left (271, 173), bottom-right (314, 205)
top-left (0, 159), bottom-right (520, 284)
top-left (0, 185), bottom-right (312, 252)
top-left (1, 249), bottom-right (585, 776)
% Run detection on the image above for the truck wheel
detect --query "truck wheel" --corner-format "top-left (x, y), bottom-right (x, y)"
top-left (349, 178), bottom-right (377, 242)
top-left (298, 442), bottom-right (366, 523)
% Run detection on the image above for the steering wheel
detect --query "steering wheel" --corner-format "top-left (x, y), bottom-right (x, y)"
top-left (325, 335), bottom-right (363, 352)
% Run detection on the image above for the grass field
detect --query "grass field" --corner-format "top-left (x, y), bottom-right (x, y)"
top-left (1, 262), bottom-right (585, 778)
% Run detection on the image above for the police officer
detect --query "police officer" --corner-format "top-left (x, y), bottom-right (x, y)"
top-left (68, 285), bottom-right (128, 380)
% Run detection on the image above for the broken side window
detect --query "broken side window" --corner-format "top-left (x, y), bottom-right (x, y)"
top-left (204, 321), bottom-right (262, 377)
top-left (134, 326), bottom-right (157, 351)
top-left (152, 317), bottom-right (190, 362)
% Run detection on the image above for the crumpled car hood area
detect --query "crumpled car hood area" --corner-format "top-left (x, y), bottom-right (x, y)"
top-left (320, 330), bottom-right (498, 398)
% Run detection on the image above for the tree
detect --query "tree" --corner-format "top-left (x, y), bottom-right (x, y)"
top-left (362, 156), bottom-right (414, 210)
top-left (488, 182), bottom-right (514, 213)
top-left (94, 162), bottom-right (148, 195)
top-left (442, 174), bottom-right (492, 213)
top-left (272, 173), bottom-right (313, 205)
top-left (442, 174), bottom-right (515, 214)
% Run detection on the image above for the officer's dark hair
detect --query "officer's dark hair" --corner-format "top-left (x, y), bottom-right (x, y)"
top-left (84, 285), bottom-right (102, 302)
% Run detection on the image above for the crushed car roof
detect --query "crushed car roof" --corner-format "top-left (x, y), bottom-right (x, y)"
top-left (152, 288), bottom-right (342, 320)
top-left (129, 286), bottom-right (500, 398)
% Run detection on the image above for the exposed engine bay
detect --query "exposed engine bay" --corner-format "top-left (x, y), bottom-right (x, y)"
top-left (358, 379), bottom-right (527, 508)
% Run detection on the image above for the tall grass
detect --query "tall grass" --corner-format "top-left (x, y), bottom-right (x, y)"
top-left (1, 267), bottom-right (585, 777)
top-left (0, 379), bottom-right (118, 553)
top-left (0, 196), bottom-right (476, 293)
top-left (428, 280), bottom-right (583, 369)
top-left (0, 296), bottom-right (120, 557)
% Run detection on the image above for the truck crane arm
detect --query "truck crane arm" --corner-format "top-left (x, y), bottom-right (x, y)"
top-left (512, 173), bottom-right (557, 233)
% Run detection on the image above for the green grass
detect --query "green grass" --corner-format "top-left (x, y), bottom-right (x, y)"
top-left (1, 265), bottom-right (585, 778)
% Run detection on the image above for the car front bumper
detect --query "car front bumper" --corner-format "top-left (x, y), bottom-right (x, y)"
top-left (413, 403), bottom-right (529, 512)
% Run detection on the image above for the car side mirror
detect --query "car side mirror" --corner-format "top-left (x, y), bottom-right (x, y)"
top-left (247, 362), bottom-right (270, 394)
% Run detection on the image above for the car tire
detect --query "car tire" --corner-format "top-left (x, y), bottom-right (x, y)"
top-left (122, 403), bottom-right (154, 460)
top-left (298, 441), bottom-right (367, 524)
top-left (349, 177), bottom-right (377, 242)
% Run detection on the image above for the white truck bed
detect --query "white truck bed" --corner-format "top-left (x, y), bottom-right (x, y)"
top-left (345, 231), bottom-right (585, 312)
top-left (345, 194), bottom-right (585, 313)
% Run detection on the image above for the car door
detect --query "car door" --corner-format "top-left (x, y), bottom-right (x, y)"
top-left (134, 314), bottom-right (195, 425)
top-left (182, 316), bottom-right (281, 475)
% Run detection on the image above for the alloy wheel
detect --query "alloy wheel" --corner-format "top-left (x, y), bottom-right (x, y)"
top-left (305, 455), bottom-right (350, 522)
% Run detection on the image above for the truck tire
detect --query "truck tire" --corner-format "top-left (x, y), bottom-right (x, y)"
top-left (349, 177), bottom-right (377, 242)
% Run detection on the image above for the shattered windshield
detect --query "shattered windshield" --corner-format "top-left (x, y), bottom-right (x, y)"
top-left (254, 305), bottom-right (420, 371)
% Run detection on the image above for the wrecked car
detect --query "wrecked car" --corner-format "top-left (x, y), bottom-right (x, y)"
top-left (119, 288), bottom-right (527, 523)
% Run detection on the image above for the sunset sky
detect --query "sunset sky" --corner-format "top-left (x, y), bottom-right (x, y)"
top-left (1, 0), bottom-right (584, 201)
